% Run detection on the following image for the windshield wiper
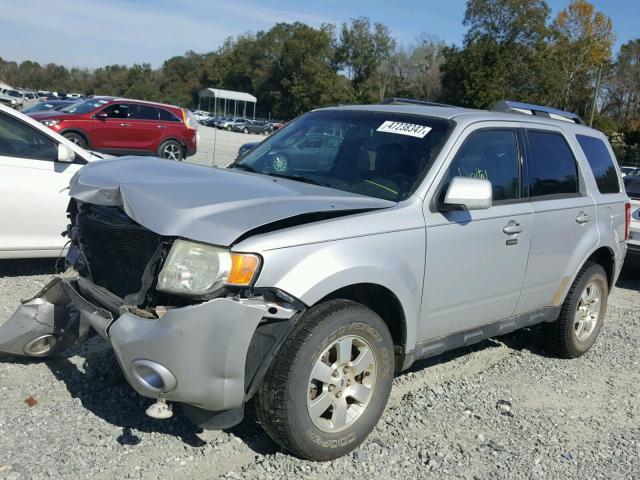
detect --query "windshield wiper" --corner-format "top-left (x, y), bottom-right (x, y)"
top-left (266, 172), bottom-right (325, 186)
top-left (229, 163), bottom-right (257, 173)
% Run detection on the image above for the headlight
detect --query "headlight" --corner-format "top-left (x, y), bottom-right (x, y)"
top-left (41, 119), bottom-right (61, 127)
top-left (156, 240), bottom-right (260, 295)
top-left (10, 99), bottom-right (17, 104)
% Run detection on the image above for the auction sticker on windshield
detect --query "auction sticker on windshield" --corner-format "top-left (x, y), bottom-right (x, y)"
top-left (377, 121), bottom-right (432, 138)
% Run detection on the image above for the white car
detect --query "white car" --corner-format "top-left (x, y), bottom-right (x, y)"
top-left (0, 103), bottom-right (100, 258)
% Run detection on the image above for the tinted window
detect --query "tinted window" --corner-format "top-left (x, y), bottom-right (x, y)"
top-left (129, 104), bottom-right (159, 120)
top-left (60, 98), bottom-right (110, 114)
top-left (102, 104), bottom-right (129, 119)
top-left (527, 131), bottom-right (579, 197)
top-left (0, 112), bottom-right (57, 161)
top-left (444, 130), bottom-right (520, 202)
top-left (158, 108), bottom-right (179, 122)
top-left (576, 134), bottom-right (620, 194)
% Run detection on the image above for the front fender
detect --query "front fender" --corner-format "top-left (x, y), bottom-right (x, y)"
top-left (254, 229), bottom-right (425, 352)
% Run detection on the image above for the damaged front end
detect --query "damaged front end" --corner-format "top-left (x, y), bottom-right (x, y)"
top-left (0, 199), bottom-right (303, 427)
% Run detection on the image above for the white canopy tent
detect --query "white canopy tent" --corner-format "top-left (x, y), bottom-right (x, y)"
top-left (198, 88), bottom-right (257, 119)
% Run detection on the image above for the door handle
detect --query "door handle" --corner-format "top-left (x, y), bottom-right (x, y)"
top-left (120, 123), bottom-right (131, 127)
top-left (503, 220), bottom-right (523, 235)
top-left (157, 125), bottom-right (166, 129)
top-left (575, 212), bottom-right (592, 224)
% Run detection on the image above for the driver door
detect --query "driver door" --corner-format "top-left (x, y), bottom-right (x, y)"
top-left (420, 125), bottom-right (533, 342)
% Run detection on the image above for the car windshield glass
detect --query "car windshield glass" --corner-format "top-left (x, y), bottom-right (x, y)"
top-left (60, 98), bottom-right (110, 114)
top-left (235, 110), bottom-right (452, 201)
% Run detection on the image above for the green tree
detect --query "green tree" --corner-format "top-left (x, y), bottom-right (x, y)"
top-left (549, 0), bottom-right (614, 114)
top-left (441, 0), bottom-right (552, 108)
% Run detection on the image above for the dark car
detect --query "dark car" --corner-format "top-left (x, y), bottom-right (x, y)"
top-left (231, 119), bottom-right (272, 135)
top-left (29, 97), bottom-right (198, 160)
top-left (255, 134), bottom-right (343, 172)
top-left (237, 141), bottom-right (259, 158)
top-left (22, 100), bottom-right (76, 114)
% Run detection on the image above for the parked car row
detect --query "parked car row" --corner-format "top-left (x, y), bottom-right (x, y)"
top-left (198, 114), bottom-right (284, 134)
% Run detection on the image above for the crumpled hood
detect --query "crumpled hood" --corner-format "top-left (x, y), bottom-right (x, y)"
top-left (68, 157), bottom-right (394, 246)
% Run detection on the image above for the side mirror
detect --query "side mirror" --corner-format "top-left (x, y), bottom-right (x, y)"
top-left (442, 176), bottom-right (492, 210)
top-left (95, 111), bottom-right (108, 120)
top-left (57, 144), bottom-right (76, 163)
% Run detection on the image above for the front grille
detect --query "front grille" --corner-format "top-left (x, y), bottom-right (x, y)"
top-left (76, 205), bottom-right (162, 299)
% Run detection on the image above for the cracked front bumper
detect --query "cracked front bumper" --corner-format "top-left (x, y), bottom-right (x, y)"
top-left (0, 276), bottom-right (296, 412)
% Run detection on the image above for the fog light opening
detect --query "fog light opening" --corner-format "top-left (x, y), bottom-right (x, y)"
top-left (131, 359), bottom-right (177, 393)
top-left (24, 335), bottom-right (57, 356)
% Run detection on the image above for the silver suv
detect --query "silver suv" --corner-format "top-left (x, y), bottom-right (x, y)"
top-left (0, 99), bottom-right (630, 461)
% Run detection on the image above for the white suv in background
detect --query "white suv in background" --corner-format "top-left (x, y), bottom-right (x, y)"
top-left (0, 103), bottom-right (99, 258)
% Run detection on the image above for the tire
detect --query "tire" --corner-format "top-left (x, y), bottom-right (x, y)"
top-left (243, 127), bottom-right (249, 134)
top-left (63, 132), bottom-right (88, 149)
top-left (255, 299), bottom-right (394, 461)
top-left (227, 126), bottom-right (232, 131)
top-left (158, 139), bottom-right (184, 161)
top-left (544, 262), bottom-right (608, 358)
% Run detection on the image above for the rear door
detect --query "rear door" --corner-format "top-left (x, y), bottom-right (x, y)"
top-left (514, 127), bottom-right (598, 314)
top-left (421, 124), bottom-right (533, 341)
top-left (0, 111), bottom-right (82, 255)
top-left (127, 104), bottom-right (162, 153)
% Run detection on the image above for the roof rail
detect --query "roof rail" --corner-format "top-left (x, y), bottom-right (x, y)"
top-left (379, 97), bottom-right (455, 108)
top-left (493, 100), bottom-right (584, 125)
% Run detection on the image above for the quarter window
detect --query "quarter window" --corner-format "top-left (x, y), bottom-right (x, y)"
top-left (0, 112), bottom-right (57, 161)
top-left (444, 130), bottom-right (520, 202)
top-left (576, 134), bottom-right (620, 194)
top-left (527, 131), bottom-right (579, 197)
top-left (158, 108), bottom-right (179, 122)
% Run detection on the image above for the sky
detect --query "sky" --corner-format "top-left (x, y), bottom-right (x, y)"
top-left (0, 0), bottom-right (637, 69)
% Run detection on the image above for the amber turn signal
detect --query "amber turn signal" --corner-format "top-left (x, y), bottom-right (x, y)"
top-left (227, 253), bottom-right (261, 286)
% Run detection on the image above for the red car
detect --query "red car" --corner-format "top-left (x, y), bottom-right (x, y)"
top-left (28, 97), bottom-right (198, 161)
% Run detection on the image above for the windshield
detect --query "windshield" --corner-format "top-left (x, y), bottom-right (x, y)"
top-left (234, 110), bottom-right (452, 201)
top-left (60, 98), bottom-right (110, 114)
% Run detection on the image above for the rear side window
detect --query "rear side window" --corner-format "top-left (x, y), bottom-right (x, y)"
top-left (527, 131), bottom-right (579, 198)
top-left (443, 130), bottom-right (520, 202)
top-left (576, 134), bottom-right (620, 194)
top-left (129, 104), bottom-right (159, 120)
top-left (158, 108), bottom-right (179, 122)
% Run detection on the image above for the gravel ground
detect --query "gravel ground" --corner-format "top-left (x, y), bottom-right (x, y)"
top-left (0, 257), bottom-right (638, 480)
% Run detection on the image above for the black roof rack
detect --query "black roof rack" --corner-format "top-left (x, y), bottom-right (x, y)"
top-left (379, 97), bottom-right (455, 108)
top-left (493, 100), bottom-right (584, 125)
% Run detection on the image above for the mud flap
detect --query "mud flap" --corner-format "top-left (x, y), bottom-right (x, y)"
top-left (0, 275), bottom-right (92, 358)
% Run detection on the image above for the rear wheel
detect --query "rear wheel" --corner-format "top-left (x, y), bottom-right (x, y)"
top-left (63, 132), bottom-right (88, 149)
top-left (544, 262), bottom-right (608, 358)
top-left (158, 140), bottom-right (184, 161)
top-left (243, 127), bottom-right (249, 134)
top-left (256, 300), bottom-right (394, 461)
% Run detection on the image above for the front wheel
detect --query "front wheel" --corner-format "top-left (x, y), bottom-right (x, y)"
top-left (544, 262), bottom-right (608, 358)
top-left (255, 300), bottom-right (394, 461)
top-left (63, 132), bottom-right (88, 149)
top-left (243, 127), bottom-right (249, 134)
top-left (158, 140), bottom-right (184, 161)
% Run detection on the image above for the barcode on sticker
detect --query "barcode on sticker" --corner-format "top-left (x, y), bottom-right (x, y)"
top-left (377, 121), bottom-right (432, 138)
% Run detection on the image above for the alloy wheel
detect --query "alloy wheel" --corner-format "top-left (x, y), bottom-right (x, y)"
top-left (574, 281), bottom-right (601, 341)
top-left (162, 143), bottom-right (182, 161)
top-left (306, 334), bottom-right (376, 433)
